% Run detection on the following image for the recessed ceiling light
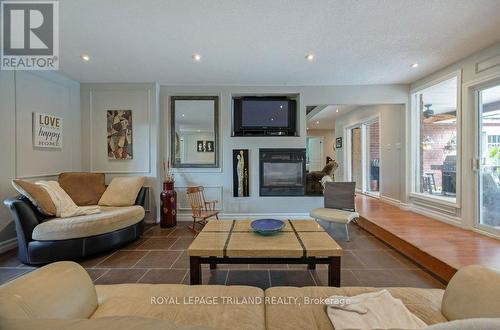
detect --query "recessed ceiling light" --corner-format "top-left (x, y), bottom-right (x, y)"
top-left (192, 54), bottom-right (202, 61)
top-left (181, 114), bottom-right (185, 117)
top-left (411, 63), bottom-right (419, 68)
top-left (336, 108), bottom-right (339, 113)
top-left (305, 54), bottom-right (315, 61)
top-left (81, 54), bottom-right (90, 62)
top-left (316, 120), bottom-right (320, 124)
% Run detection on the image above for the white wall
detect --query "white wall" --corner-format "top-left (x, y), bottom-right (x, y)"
top-left (408, 41), bottom-right (500, 232)
top-left (162, 85), bottom-right (409, 219)
top-left (1, 76), bottom-right (410, 241)
top-left (0, 71), bottom-right (81, 252)
top-left (335, 104), bottom-right (405, 202)
top-left (80, 83), bottom-right (160, 222)
top-left (0, 71), bottom-right (16, 251)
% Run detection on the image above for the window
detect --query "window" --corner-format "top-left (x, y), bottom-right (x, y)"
top-left (411, 75), bottom-right (459, 203)
top-left (487, 135), bottom-right (500, 166)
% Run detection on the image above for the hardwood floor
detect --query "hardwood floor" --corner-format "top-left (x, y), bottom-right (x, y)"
top-left (355, 194), bottom-right (500, 282)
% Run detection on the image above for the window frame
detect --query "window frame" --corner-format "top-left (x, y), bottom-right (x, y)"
top-left (409, 71), bottom-right (462, 208)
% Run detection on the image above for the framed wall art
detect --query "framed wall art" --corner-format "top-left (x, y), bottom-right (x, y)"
top-left (335, 137), bottom-right (343, 149)
top-left (233, 149), bottom-right (249, 197)
top-left (33, 112), bottom-right (63, 148)
top-left (107, 110), bottom-right (133, 159)
top-left (197, 140), bottom-right (214, 152)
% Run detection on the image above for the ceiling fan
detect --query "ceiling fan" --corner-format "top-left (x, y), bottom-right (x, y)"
top-left (423, 104), bottom-right (456, 124)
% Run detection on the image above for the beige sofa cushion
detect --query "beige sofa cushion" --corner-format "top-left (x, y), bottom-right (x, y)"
top-left (59, 172), bottom-right (106, 206)
top-left (2, 316), bottom-right (214, 330)
top-left (94, 284), bottom-right (265, 330)
top-left (32, 206), bottom-right (145, 240)
top-left (442, 265), bottom-right (500, 321)
top-left (0, 261), bottom-right (97, 320)
top-left (11, 179), bottom-right (56, 216)
top-left (264, 286), bottom-right (446, 330)
top-left (423, 318), bottom-right (500, 329)
top-left (99, 176), bottom-right (145, 206)
top-left (310, 208), bottom-right (359, 224)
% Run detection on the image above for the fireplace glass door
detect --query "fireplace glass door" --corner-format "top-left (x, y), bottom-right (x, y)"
top-left (259, 149), bottom-right (306, 196)
top-left (262, 162), bottom-right (304, 187)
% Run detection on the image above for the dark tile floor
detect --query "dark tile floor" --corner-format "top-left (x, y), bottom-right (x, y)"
top-left (0, 221), bottom-right (446, 289)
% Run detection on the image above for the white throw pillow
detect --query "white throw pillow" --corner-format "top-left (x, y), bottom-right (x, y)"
top-left (98, 176), bottom-right (145, 206)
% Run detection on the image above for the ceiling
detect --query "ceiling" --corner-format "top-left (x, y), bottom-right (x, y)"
top-left (307, 105), bottom-right (361, 130)
top-left (59, 0), bottom-right (500, 85)
top-left (418, 76), bottom-right (458, 114)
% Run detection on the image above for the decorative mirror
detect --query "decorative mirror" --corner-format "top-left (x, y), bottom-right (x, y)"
top-left (170, 96), bottom-right (219, 168)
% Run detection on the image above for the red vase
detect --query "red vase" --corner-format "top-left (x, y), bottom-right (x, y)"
top-left (160, 181), bottom-right (177, 228)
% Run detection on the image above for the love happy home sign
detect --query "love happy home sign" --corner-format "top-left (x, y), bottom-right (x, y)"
top-left (33, 112), bottom-right (63, 148)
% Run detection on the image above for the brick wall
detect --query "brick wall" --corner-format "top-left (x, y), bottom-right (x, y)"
top-left (421, 122), bottom-right (456, 188)
top-left (368, 121), bottom-right (380, 161)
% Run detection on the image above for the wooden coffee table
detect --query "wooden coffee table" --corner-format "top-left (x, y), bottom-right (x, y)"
top-left (187, 219), bottom-right (342, 286)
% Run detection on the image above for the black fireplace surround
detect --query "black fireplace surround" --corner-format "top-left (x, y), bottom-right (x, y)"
top-left (259, 148), bottom-right (306, 196)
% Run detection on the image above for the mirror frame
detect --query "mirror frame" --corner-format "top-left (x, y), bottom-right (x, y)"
top-left (170, 96), bottom-right (219, 168)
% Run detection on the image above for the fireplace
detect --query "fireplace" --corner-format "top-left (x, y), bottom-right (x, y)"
top-left (259, 148), bottom-right (306, 196)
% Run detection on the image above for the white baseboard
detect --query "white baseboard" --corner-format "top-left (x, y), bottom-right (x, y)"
top-left (377, 195), bottom-right (464, 229)
top-left (379, 195), bottom-right (401, 207)
top-left (175, 212), bottom-right (311, 221)
top-left (0, 237), bottom-right (17, 254)
top-left (222, 213), bottom-right (311, 220)
top-left (379, 195), bottom-right (411, 211)
top-left (409, 205), bottom-right (463, 228)
top-left (399, 203), bottom-right (411, 211)
top-left (472, 227), bottom-right (500, 240)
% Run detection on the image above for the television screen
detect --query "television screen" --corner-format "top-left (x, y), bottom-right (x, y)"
top-left (241, 99), bottom-right (289, 127)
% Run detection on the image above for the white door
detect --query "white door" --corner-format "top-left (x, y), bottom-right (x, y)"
top-left (308, 137), bottom-right (324, 171)
top-left (476, 84), bottom-right (500, 234)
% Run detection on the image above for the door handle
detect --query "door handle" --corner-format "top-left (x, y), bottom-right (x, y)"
top-left (472, 158), bottom-right (480, 172)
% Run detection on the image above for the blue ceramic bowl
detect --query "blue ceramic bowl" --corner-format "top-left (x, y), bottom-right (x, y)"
top-left (251, 219), bottom-right (285, 235)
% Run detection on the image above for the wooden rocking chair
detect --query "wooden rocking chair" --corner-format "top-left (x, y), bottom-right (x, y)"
top-left (186, 186), bottom-right (219, 233)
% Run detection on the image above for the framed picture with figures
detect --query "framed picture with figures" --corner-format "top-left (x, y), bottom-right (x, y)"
top-left (197, 140), bottom-right (214, 152)
top-left (107, 110), bottom-right (133, 159)
top-left (335, 137), bottom-right (343, 149)
top-left (233, 149), bottom-right (249, 197)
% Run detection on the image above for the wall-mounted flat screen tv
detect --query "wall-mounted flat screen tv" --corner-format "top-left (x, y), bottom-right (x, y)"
top-left (233, 97), bottom-right (297, 136)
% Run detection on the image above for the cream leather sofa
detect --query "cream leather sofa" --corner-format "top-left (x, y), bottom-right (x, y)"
top-left (4, 173), bottom-right (147, 265)
top-left (0, 262), bottom-right (499, 330)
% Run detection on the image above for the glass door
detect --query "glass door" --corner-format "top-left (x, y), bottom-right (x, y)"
top-left (365, 119), bottom-right (380, 195)
top-left (351, 127), bottom-right (363, 191)
top-left (306, 137), bottom-right (324, 172)
top-left (477, 84), bottom-right (500, 233)
top-left (347, 119), bottom-right (381, 195)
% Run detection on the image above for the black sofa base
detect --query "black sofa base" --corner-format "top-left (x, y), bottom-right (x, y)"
top-left (25, 221), bottom-right (144, 265)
